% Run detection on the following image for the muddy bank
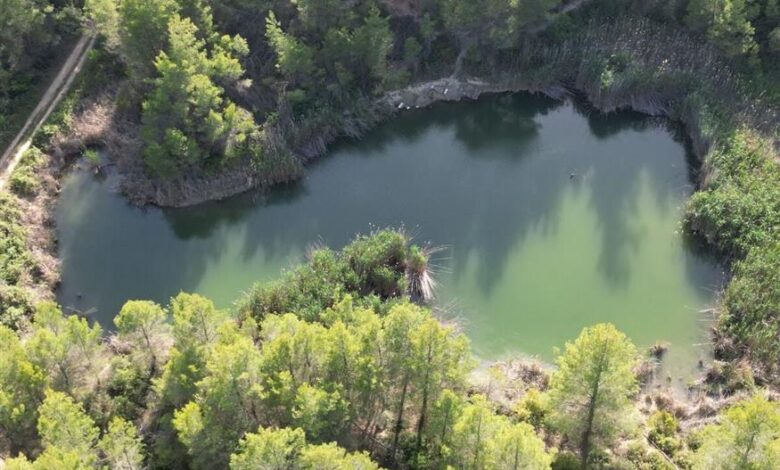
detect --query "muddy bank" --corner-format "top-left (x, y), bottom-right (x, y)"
top-left (0, 93), bottom-right (123, 316)
top-left (0, 150), bottom-right (63, 314)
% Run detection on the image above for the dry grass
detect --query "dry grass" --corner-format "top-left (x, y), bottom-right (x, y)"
top-left (470, 358), bottom-right (552, 413)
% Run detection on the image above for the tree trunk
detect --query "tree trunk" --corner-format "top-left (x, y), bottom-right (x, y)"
top-left (391, 373), bottom-right (410, 462)
top-left (473, 411), bottom-right (484, 468)
top-left (415, 342), bottom-right (434, 458)
top-left (452, 41), bottom-right (471, 78)
top-left (142, 327), bottom-right (157, 374)
top-left (580, 342), bottom-right (609, 469)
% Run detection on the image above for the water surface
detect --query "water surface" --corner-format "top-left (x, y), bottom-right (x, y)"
top-left (56, 94), bottom-right (723, 380)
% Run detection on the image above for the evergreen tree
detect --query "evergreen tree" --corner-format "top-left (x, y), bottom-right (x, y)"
top-left (118, 0), bottom-right (179, 77)
top-left (686, 0), bottom-right (759, 57)
top-left (98, 417), bottom-right (146, 470)
top-left (25, 302), bottom-right (104, 397)
top-left (37, 390), bottom-right (99, 464)
top-left (174, 333), bottom-right (263, 468)
top-left (141, 14), bottom-right (257, 176)
top-left (115, 300), bottom-right (170, 372)
top-left (694, 394), bottom-right (780, 469)
top-left (547, 324), bottom-right (638, 468)
top-left (266, 11), bottom-right (317, 86)
top-left (0, 325), bottom-right (46, 452)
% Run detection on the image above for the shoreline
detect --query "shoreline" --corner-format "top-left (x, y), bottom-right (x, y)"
top-left (54, 83), bottom-right (723, 394)
top-left (113, 73), bottom-right (715, 208)
top-left (5, 14), bottom-right (774, 402)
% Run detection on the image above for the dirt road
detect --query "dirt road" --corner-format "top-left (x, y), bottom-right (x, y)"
top-left (0, 34), bottom-right (95, 190)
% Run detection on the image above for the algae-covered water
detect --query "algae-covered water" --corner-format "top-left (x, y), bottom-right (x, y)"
top-left (56, 93), bottom-right (723, 380)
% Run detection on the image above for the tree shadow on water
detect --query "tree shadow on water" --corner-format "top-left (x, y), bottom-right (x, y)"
top-left (163, 182), bottom-right (309, 240)
top-left (56, 92), bottom-right (722, 327)
top-left (439, 97), bottom-right (715, 295)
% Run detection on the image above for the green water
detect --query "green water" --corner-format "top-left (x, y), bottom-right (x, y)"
top-left (56, 94), bottom-right (723, 380)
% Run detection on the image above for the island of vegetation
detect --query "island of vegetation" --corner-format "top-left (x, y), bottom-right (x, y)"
top-left (1, 0), bottom-right (779, 469)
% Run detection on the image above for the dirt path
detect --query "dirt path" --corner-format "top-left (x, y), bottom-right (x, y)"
top-left (0, 34), bottom-right (95, 190)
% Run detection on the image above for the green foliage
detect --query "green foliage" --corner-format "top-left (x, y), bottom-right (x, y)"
top-left (548, 323), bottom-right (639, 466)
top-left (437, 394), bottom-right (551, 469)
top-left (0, 325), bottom-right (46, 450)
top-left (438, 0), bottom-right (518, 51)
top-left (141, 14), bottom-right (258, 176)
top-left (85, 0), bottom-right (120, 50)
top-left (686, 129), bottom-right (780, 382)
top-left (686, 0), bottom-right (758, 58)
top-left (229, 426), bottom-right (306, 469)
top-left (230, 426), bottom-right (381, 469)
top-left (9, 146), bottom-right (45, 197)
top-left (155, 293), bottom-right (230, 409)
top-left (0, 0), bottom-right (43, 74)
top-left (551, 451), bottom-right (581, 470)
top-left (265, 2), bottom-right (394, 108)
top-left (0, 283), bottom-right (35, 329)
top-left (266, 11), bottom-right (317, 85)
top-left (83, 149), bottom-right (100, 167)
top-left (687, 131), bottom-right (780, 257)
top-left (98, 417), bottom-right (146, 470)
top-left (299, 442), bottom-right (381, 468)
top-left (173, 333), bottom-right (263, 468)
top-left (4, 447), bottom-right (87, 470)
top-left (0, 0), bottom-right (66, 146)
top-left (718, 243), bottom-right (780, 378)
top-left (118, 0), bottom-right (178, 77)
top-left (294, 0), bottom-right (355, 34)
top-left (770, 26), bottom-right (780, 52)
top-left (515, 389), bottom-right (550, 430)
top-left (693, 394), bottom-right (780, 469)
top-left (26, 302), bottom-right (104, 397)
top-left (623, 439), bottom-right (678, 470)
top-left (238, 230), bottom-right (425, 322)
top-left (5, 390), bottom-right (144, 469)
top-left (105, 356), bottom-right (151, 421)
top-left (169, 293), bottom-right (472, 468)
top-left (0, 193), bottom-right (32, 286)
top-left (516, 0), bottom-right (562, 29)
top-left (37, 390), bottom-right (98, 458)
top-left (648, 411), bottom-right (683, 456)
top-left (115, 299), bottom-right (170, 370)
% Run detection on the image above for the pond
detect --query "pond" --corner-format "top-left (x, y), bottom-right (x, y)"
top-left (55, 93), bottom-right (724, 382)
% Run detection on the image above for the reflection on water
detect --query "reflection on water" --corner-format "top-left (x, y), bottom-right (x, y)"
top-left (56, 93), bottom-right (724, 381)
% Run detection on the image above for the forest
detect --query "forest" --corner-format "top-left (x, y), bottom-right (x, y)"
top-left (1, 0), bottom-right (780, 469)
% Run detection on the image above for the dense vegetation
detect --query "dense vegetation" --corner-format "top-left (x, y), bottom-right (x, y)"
top-left (0, 231), bottom-right (777, 469)
top-left (80, 0), bottom-right (780, 175)
top-left (0, 0), bottom-right (84, 148)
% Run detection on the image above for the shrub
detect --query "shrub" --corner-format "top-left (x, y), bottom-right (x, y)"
top-left (648, 411), bottom-right (682, 456)
top-left (552, 451), bottom-right (581, 470)
top-left (515, 389), bottom-right (550, 430)
top-left (9, 146), bottom-right (45, 197)
top-left (0, 283), bottom-right (35, 329)
top-left (238, 230), bottom-right (423, 323)
top-left (717, 244), bottom-right (780, 380)
top-left (0, 194), bottom-right (32, 285)
top-left (686, 130), bottom-right (780, 258)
